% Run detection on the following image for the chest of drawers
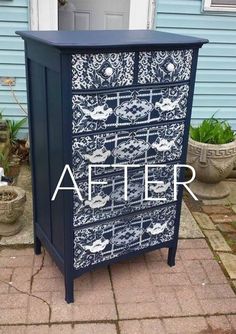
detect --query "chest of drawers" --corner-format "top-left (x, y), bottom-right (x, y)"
top-left (17, 30), bottom-right (208, 303)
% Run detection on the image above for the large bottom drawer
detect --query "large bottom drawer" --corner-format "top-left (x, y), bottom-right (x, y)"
top-left (73, 203), bottom-right (177, 270)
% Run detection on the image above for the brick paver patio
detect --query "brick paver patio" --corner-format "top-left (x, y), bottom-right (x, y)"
top-left (0, 239), bottom-right (236, 333)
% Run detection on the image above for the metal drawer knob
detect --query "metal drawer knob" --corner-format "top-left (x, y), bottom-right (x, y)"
top-left (167, 63), bottom-right (175, 72)
top-left (104, 67), bottom-right (113, 77)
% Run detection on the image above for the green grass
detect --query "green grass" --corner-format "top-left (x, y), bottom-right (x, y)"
top-left (190, 116), bottom-right (235, 144)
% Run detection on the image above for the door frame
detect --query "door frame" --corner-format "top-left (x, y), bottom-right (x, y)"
top-left (30, 0), bottom-right (156, 30)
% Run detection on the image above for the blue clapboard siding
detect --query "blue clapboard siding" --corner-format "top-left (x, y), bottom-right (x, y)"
top-left (0, 0), bottom-right (28, 136)
top-left (156, 0), bottom-right (236, 130)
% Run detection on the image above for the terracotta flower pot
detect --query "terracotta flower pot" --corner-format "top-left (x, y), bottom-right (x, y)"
top-left (187, 138), bottom-right (236, 199)
top-left (0, 186), bottom-right (26, 236)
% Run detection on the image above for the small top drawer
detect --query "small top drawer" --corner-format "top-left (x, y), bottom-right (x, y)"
top-left (72, 52), bottom-right (135, 90)
top-left (138, 49), bottom-right (193, 85)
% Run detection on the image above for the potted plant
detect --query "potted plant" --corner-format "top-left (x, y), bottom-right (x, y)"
top-left (187, 117), bottom-right (236, 199)
top-left (0, 118), bottom-right (10, 158)
top-left (0, 186), bottom-right (26, 236)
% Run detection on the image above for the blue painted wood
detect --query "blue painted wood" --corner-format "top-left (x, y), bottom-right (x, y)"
top-left (0, 91), bottom-right (27, 104)
top-left (157, 14), bottom-right (236, 30)
top-left (0, 7), bottom-right (28, 22)
top-left (198, 57), bottom-right (236, 70)
top-left (0, 79), bottom-right (26, 91)
top-left (0, 0), bottom-right (28, 6)
top-left (0, 0), bottom-right (28, 130)
top-left (19, 29), bottom-right (206, 303)
top-left (195, 83), bottom-right (236, 95)
top-left (193, 95), bottom-right (236, 107)
top-left (0, 36), bottom-right (24, 50)
top-left (156, 0), bottom-right (236, 128)
top-left (158, 28), bottom-right (236, 44)
top-left (0, 104), bottom-right (27, 116)
top-left (192, 107), bottom-right (236, 118)
top-left (0, 50), bottom-right (25, 64)
top-left (196, 70), bottom-right (236, 82)
top-left (0, 64), bottom-right (26, 77)
top-left (200, 44), bottom-right (236, 57)
top-left (0, 22), bottom-right (28, 36)
top-left (16, 30), bottom-right (208, 48)
top-left (191, 119), bottom-right (236, 131)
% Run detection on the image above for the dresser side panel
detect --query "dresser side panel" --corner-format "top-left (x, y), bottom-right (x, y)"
top-left (26, 42), bottom-right (66, 262)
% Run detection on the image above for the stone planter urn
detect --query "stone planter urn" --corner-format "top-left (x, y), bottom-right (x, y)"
top-left (0, 186), bottom-right (26, 236)
top-left (187, 138), bottom-right (236, 199)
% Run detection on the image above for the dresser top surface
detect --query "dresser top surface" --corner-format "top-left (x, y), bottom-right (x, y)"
top-left (16, 30), bottom-right (208, 49)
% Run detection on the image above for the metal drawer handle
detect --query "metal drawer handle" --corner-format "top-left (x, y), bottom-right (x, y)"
top-left (167, 63), bottom-right (175, 72)
top-left (147, 222), bottom-right (167, 235)
top-left (105, 67), bottom-right (114, 77)
top-left (84, 148), bottom-right (111, 163)
top-left (85, 194), bottom-right (110, 209)
top-left (83, 238), bottom-right (109, 253)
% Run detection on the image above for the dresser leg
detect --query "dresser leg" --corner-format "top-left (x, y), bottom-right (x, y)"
top-left (65, 277), bottom-right (74, 303)
top-left (34, 236), bottom-right (41, 255)
top-left (167, 246), bottom-right (177, 267)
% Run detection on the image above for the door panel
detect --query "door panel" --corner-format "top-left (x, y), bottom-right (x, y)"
top-left (59, 0), bottom-right (130, 30)
top-left (74, 12), bottom-right (90, 30)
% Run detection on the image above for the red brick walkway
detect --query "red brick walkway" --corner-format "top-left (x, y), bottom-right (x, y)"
top-left (0, 239), bottom-right (236, 333)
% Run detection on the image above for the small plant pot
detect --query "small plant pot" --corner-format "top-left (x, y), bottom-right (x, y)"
top-left (0, 120), bottom-right (10, 157)
top-left (6, 163), bottom-right (21, 179)
top-left (187, 138), bottom-right (236, 199)
top-left (5, 155), bottom-right (21, 179)
top-left (0, 186), bottom-right (26, 236)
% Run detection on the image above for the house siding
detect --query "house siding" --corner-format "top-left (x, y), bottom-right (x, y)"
top-left (0, 0), bottom-right (28, 135)
top-left (1, 1), bottom-right (236, 133)
top-left (156, 0), bottom-right (236, 130)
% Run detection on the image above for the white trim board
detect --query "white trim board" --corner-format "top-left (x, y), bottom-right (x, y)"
top-left (30, 0), bottom-right (156, 31)
top-left (30, 0), bottom-right (58, 30)
top-left (203, 0), bottom-right (236, 12)
top-left (129, 0), bottom-right (156, 29)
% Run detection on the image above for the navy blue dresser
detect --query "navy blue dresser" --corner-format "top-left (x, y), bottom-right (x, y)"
top-left (17, 30), bottom-right (208, 303)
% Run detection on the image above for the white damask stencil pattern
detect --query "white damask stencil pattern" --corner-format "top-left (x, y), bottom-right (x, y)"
top-left (74, 204), bottom-right (177, 269)
top-left (72, 85), bottom-right (189, 134)
top-left (72, 52), bottom-right (135, 90)
top-left (138, 49), bottom-right (193, 84)
top-left (72, 121), bottom-right (185, 179)
top-left (73, 165), bottom-right (180, 227)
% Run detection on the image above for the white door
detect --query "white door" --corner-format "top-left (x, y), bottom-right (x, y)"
top-left (59, 0), bottom-right (131, 30)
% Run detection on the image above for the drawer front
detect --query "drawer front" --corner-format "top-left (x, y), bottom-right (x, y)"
top-left (73, 164), bottom-right (179, 227)
top-left (74, 204), bottom-right (177, 270)
top-left (138, 49), bottom-right (193, 85)
top-left (72, 121), bottom-right (185, 179)
top-left (72, 85), bottom-right (189, 134)
top-left (72, 52), bottom-right (135, 90)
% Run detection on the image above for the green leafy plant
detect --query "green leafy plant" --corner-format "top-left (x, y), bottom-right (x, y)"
top-left (6, 118), bottom-right (27, 145)
top-left (0, 152), bottom-right (9, 174)
top-left (190, 117), bottom-right (235, 144)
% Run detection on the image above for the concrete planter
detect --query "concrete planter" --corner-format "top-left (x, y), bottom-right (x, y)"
top-left (0, 186), bottom-right (26, 236)
top-left (187, 138), bottom-right (236, 199)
